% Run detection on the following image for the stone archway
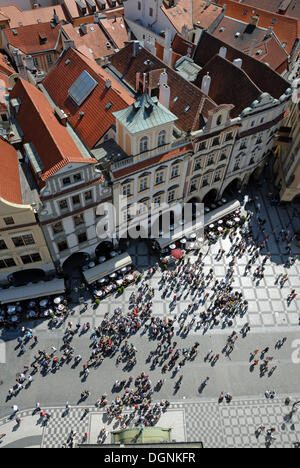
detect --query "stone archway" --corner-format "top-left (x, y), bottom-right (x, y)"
top-left (202, 188), bottom-right (218, 205)
top-left (222, 178), bottom-right (242, 198)
top-left (62, 252), bottom-right (90, 276)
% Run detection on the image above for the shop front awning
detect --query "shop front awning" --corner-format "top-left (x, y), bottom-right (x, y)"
top-left (83, 253), bottom-right (133, 285)
top-left (156, 200), bottom-right (241, 250)
top-left (0, 278), bottom-right (65, 305)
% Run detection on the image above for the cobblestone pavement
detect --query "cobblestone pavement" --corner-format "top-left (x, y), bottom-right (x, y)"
top-left (0, 396), bottom-right (299, 448)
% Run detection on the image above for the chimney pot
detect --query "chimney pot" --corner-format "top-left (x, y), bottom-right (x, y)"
top-left (233, 58), bottom-right (243, 68)
top-left (159, 83), bottom-right (170, 109)
top-left (201, 72), bottom-right (211, 95)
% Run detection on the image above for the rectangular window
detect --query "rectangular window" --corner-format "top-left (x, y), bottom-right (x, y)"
top-left (168, 190), bottom-right (175, 203)
top-left (52, 222), bottom-right (64, 235)
top-left (214, 170), bottom-right (222, 182)
top-left (73, 173), bottom-right (82, 183)
top-left (62, 177), bottom-right (71, 186)
top-left (190, 181), bottom-right (197, 192)
top-left (0, 239), bottom-right (7, 250)
top-left (122, 184), bottom-right (131, 197)
top-left (84, 190), bottom-right (93, 203)
top-left (46, 54), bottom-right (52, 64)
top-left (212, 137), bottom-right (220, 147)
top-left (72, 195), bottom-right (81, 206)
top-left (202, 176), bottom-right (209, 187)
top-left (225, 132), bottom-right (233, 141)
top-left (33, 57), bottom-right (39, 68)
top-left (21, 253), bottom-right (42, 264)
top-left (154, 196), bottom-right (161, 207)
top-left (77, 232), bottom-right (87, 244)
top-left (171, 165), bottom-right (179, 179)
top-left (57, 240), bottom-right (68, 252)
top-left (194, 160), bottom-right (202, 171)
top-left (0, 258), bottom-right (16, 268)
top-left (207, 156), bottom-right (214, 166)
top-left (73, 214), bottom-right (84, 227)
top-left (59, 200), bottom-right (68, 211)
top-left (4, 217), bottom-right (14, 226)
top-left (155, 171), bottom-right (164, 185)
top-left (12, 234), bottom-right (35, 247)
top-left (149, 7), bottom-right (153, 16)
top-left (139, 178), bottom-right (148, 192)
top-left (138, 1), bottom-right (141, 9)
top-left (198, 142), bottom-right (206, 151)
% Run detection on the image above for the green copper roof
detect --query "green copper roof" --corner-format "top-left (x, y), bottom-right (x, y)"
top-left (111, 426), bottom-right (172, 444)
top-left (113, 93), bottom-right (178, 134)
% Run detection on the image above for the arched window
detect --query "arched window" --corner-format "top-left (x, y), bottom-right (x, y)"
top-left (216, 115), bottom-right (222, 126)
top-left (158, 130), bottom-right (166, 147)
top-left (140, 136), bottom-right (149, 153)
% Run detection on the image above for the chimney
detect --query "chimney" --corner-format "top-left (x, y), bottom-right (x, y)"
top-left (80, 24), bottom-right (87, 35)
top-left (250, 15), bottom-right (259, 27)
top-left (63, 39), bottom-right (75, 50)
top-left (159, 70), bottom-right (168, 87)
top-left (94, 11), bottom-right (99, 23)
top-left (265, 26), bottom-right (273, 39)
top-left (25, 55), bottom-right (35, 70)
top-left (159, 83), bottom-right (170, 109)
top-left (219, 46), bottom-right (227, 59)
top-left (52, 9), bottom-right (59, 26)
top-left (165, 28), bottom-right (172, 49)
top-left (133, 40), bottom-right (140, 57)
top-left (201, 72), bottom-right (211, 95)
top-left (233, 58), bottom-right (243, 68)
top-left (105, 78), bottom-right (112, 89)
top-left (163, 47), bottom-right (173, 66)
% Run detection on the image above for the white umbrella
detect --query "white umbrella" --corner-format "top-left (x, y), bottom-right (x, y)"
top-left (234, 217), bottom-right (240, 223)
top-left (198, 238), bottom-right (204, 242)
top-left (7, 306), bottom-right (16, 314)
top-left (110, 273), bottom-right (117, 278)
top-left (99, 256), bottom-right (106, 263)
top-left (98, 278), bottom-right (106, 283)
top-left (121, 267), bottom-right (127, 273)
top-left (169, 244), bottom-right (176, 249)
top-left (189, 233), bottom-right (197, 239)
top-left (180, 238), bottom-right (187, 244)
top-left (218, 227), bottom-right (223, 232)
top-left (54, 297), bottom-right (61, 305)
top-left (218, 220), bottom-right (223, 224)
top-left (209, 224), bottom-right (214, 229)
top-left (39, 299), bottom-right (48, 308)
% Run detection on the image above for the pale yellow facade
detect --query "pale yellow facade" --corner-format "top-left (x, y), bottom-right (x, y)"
top-left (275, 103), bottom-right (300, 202)
top-left (0, 198), bottom-right (53, 282)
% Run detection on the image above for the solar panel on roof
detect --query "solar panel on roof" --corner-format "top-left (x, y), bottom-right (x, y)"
top-left (68, 70), bottom-right (97, 106)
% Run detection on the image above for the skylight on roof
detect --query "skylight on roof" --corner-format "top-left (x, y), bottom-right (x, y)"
top-left (68, 70), bottom-right (97, 106)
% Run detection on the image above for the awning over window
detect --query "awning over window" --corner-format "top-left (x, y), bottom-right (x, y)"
top-left (0, 278), bottom-right (65, 305)
top-left (156, 200), bottom-right (241, 250)
top-left (83, 253), bottom-right (133, 285)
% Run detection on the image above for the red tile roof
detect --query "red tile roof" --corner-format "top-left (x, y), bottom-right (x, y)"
top-left (0, 136), bottom-right (22, 205)
top-left (109, 43), bottom-right (218, 132)
top-left (99, 16), bottom-right (129, 50)
top-left (62, 23), bottom-right (114, 61)
top-left (3, 22), bottom-right (62, 55)
top-left (219, 0), bottom-right (300, 19)
top-left (171, 34), bottom-right (196, 58)
top-left (10, 78), bottom-right (94, 183)
top-left (63, 0), bottom-right (123, 21)
top-left (42, 47), bottom-right (135, 149)
top-left (160, 0), bottom-right (224, 33)
top-left (215, 0), bottom-right (300, 54)
top-left (194, 32), bottom-right (290, 104)
top-left (0, 5), bottom-right (67, 29)
top-left (213, 16), bottom-right (289, 72)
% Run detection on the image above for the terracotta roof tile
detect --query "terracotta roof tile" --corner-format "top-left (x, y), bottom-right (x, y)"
top-left (42, 47), bottom-right (135, 149)
top-left (10, 78), bottom-right (94, 183)
top-left (215, 0), bottom-right (300, 54)
top-left (99, 16), bottom-right (129, 50)
top-left (171, 34), bottom-right (196, 58)
top-left (0, 136), bottom-right (22, 205)
top-left (0, 5), bottom-right (67, 29)
top-left (62, 23), bottom-right (115, 61)
top-left (109, 43), bottom-right (217, 132)
top-left (3, 22), bottom-right (62, 55)
top-left (219, 0), bottom-right (300, 20)
top-left (194, 32), bottom-right (289, 103)
top-left (63, 0), bottom-right (123, 21)
top-left (213, 16), bottom-right (289, 72)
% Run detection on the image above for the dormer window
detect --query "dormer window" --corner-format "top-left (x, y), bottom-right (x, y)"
top-left (140, 136), bottom-right (149, 153)
top-left (39, 33), bottom-right (48, 45)
top-left (216, 115), bottom-right (222, 126)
